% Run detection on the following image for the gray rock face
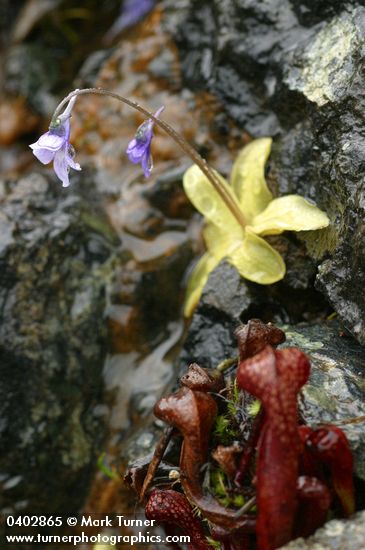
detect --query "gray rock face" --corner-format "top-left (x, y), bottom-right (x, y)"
top-left (176, 0), bottom-right (365, 345)
top-left (280, 511), bottom-right (365, 550)
top-left (0, 173), bottom-right (118, 514)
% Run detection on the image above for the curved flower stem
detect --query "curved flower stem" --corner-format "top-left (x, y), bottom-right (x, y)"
top-left (52, 88), bottom-right (247, 228)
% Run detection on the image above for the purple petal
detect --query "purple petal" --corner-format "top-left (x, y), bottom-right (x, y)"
top-left (66, 144), bottom-right (81, 171)
top-left (130, 120), bottom-right (153, 150)
top-left (35, 131), bottom-right (65, 151)
top-left (104, 0), bottom-right (155, 41)
top-left (67, 157), bottom-right (81, 171)
top-left (127, 141), bottom-right (150, 163)
top-left (63, 118), bottom-right (71, 142)
top-left (60, 94), bottom-right (78, 120)
top-left (126, 138), bottom-right (138, 154)
top-left (125, 105), bottom-right (164, 178)
top-left (141, 151), bottom-right (153, 178)
top-left (30, 146), bottom-right (55, 165)
top-left (53, 147), bottom-right (70, 188)
top-left (151, 105), bottom-right (165, 124)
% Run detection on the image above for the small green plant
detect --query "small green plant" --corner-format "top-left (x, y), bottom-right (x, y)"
top-left (96, 452), bottom-right (118, 480)
top-left (213, 380), bottom-right (241, 445)
top-left (209, 467), bottom-right (245, 508)
top-left (248, 398), bottom-right (261, 417)
top-left (214, 414), bottom-right (238, 445)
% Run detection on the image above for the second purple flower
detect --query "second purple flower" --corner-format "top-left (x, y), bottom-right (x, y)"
top-left (126, 106), bottom-right (164, 178)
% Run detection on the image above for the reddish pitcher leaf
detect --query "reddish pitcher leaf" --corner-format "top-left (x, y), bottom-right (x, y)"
top-left (237, 346), bottom-right (310, 550)
top-left (303, 425), bottom-right (355, 517)
top-left (145, 489), bottom-right (214, 550)
top-left (154, 386), bottom-right (255, 531)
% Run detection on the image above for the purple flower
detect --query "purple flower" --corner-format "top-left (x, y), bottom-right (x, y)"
top-left (30, 95), bottom-right (81, 188)
top-left (119, 0), bottom-right (155, 29)
top-left (126, 106), bottom-right (164, 178)
top-left (104, 0), bottom-right (156, 43)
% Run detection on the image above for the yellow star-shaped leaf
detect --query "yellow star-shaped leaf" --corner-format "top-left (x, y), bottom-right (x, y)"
top-left (183, 138), bottom-right (330, 316)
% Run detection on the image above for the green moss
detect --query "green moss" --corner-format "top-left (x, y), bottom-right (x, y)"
top-left (213, 381), bottom-right (241, 445)
top-left (247, 399), bottom-right (261, 417)
top-left (214, 415), bottom-right (238, 445)
top-left (209, 467), bottom-right (245, 509)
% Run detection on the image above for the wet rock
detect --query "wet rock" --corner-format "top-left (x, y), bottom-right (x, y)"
top-left (0, 172), bottom-right (119, 515)
top-left (280, 510), bottom-right (365, 550)
top-left (104, 320), bottom-right (184, 433)
top-left (176, 0), bottom-right (303, 135)
top-left (145, 164), bottom-right (194, 220)
top-left (175, 0), bottom-right (365, 345)
top-left (107, 228), bottom-right (193, 354)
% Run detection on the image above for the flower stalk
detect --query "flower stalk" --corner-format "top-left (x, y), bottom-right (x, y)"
top-left (51, 87), bottom-right (247, 228)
